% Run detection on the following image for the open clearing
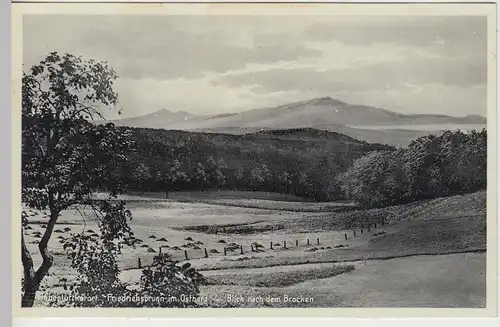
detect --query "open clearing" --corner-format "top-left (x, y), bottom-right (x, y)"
top-left (24, 190), bottom-right (487, 307)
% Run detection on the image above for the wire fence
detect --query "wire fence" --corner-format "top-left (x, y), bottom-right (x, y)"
top-left (119, 221), bottom-right (385, 271)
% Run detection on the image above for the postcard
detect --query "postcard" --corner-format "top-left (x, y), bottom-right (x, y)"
top-left (11, 1), bottom-right (498, 318)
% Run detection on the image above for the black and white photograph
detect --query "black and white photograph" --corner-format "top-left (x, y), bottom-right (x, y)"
top-left (15, 3), bottom-right (495, 311)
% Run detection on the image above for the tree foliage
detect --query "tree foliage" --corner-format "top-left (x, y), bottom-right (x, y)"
top-left (115, 128), bottom-right (392, 201)
top-left (51, 234), bottom-right (205, 308)
top-left (21, 52), bottom-right (136, 307)
top-left (22, 52), bottom-right (206, 308)
top-left (337, 129), bottom-right (487, 208)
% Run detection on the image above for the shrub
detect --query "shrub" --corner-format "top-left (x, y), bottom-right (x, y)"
top-left (52, 233), bottom-right (205, 308)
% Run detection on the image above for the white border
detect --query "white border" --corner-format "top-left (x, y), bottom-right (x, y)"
top-left (7, 0), bottom-right (500, 325)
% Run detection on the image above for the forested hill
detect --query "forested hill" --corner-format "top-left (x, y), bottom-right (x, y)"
top-left (115, 127), bottom-right (394, 200)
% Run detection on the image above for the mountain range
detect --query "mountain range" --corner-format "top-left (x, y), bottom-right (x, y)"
top-left (105, 97), bottom-right (486, 147)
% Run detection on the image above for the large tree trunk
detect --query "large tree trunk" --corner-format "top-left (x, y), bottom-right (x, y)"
top-left (21, 232), bottom-right (37, 307)
top-left (21, 208), bottom-right (59, 307)
top-left (22, 280), bottom-right (37, 307)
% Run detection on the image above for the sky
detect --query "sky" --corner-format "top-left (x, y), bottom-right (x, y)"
top-left (23, 15), bottom-right (487, 119)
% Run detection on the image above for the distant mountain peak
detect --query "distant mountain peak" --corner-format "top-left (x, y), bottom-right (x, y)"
top-left (270, 96), bottom-right (348, 114)
top-left (306, 97), bottom-right (347, 106)
top-left (176, 110), bottom-right (193, 116)
top-left (142, 108), bottom-right (173, 118)
top-left (107, 97), bottom-right (486, 137)
top-left (149, 108), bottom-right (194, 117)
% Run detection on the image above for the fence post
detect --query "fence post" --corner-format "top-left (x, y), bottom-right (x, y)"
top-left (138, 258), bottom-right (141, 269)
top-left (159, 246), bottom-right (162, 254)
top-left (307, 238), bottom-right (310, 246)
top-left (184, 250), bottom-right (189, 260)
top-left (296, 240), bottom-right (299, 247)
top-left (270, 241), bottom-right (273, 250)
top-left (353, 230), bottom-right (356, 237)
top-left (284, 241), bottom-right (287, 249)
top-left (344, 233), bottom-right (348, 241)
top-left (204, 248), bottom-right (208, 258)
top-left (317, 237), bottom-right (320, 245)
top-left (361, 228), bottom-right (363, 235)
top-left (224, 247), bottom-right (227, 256)
top-left (240, 245), bottom-right (244, 254)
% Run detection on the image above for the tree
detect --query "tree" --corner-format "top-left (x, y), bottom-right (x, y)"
top-left (204, 156), bottom-right (227, 189)
top-left (278, 171), bottom-right (292, 194)
top-left (21, 52), bottom-right (134, 307)
top-left (250, 166), bottom-right (264, 191)
top-left (306, 156), bottom-right (339, 201)
top-left (163, 159), bottom-right (188, 197)
top-left (337, 129), bottom-right (487, 208)
top-left (260, 164), bottom-right (272, 189)
top-left (233, 166), bottom-right (246, 187)
top-left (336, 150), bottom-right (398, 207)
top-left (449, 129), bottom-right (487, 192)
top-left (192, 162), bottom-right (207, 190)
top-left (248, 163), bottom-right (271, 191)
top-left (132, 163), bottom-right (152, 191)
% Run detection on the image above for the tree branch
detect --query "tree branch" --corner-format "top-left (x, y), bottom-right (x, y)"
top-left (74, 204), bottom-right (89, 235)
top-left (34, 193), bottom-right (59, 283)
top-left (30, 76), bottom-right (58, 114)
top-left (67, 102), bottom-right (105, 121)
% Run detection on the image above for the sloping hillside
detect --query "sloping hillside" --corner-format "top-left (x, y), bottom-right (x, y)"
top-left (118, 127), bottom-right (394, 197)
top-left (193, 124), bottom-right (454, 148)
top-left (200, 190), bottom-right (486, 271)
top-left (125, 126), bottom-right (393, 171)
top-left (290, 190), bottom-right (487, 232)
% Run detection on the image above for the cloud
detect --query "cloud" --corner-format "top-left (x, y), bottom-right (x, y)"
top-left (215, 50), bottom-right (485, 94)
top-left (23, 15), bottom-right (320, 80)
top-left (333, 83), bottom-right (487, 117)
top-left (22, 14), bottom-right (488, 117)
top-left (111, 76), bottom-right (289, 119)
top-left (305, 16), bottom-right (486, 50)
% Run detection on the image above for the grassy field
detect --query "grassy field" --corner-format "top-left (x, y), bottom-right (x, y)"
top-left (196, 252), bottom-right (486, 308)
top-left (204, 265), bottom-right (355, 288)
top-left (23, 190), bottom-right (487, 307)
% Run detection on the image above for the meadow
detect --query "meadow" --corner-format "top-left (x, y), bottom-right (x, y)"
top-left (24, 190), bottom-right (487, 307)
